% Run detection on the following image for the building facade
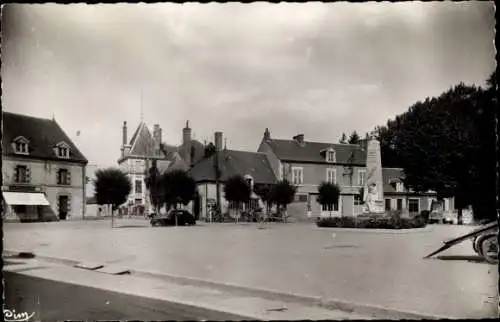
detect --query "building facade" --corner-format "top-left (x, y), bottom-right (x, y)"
top-left (117, 120), bottom-right (205, 215)
top-left (2, 112), bottom-right (88, 222)
top-left (257, 129), bottom-right (451, 220)
top-left (188, 131), bottom-right (278, 219)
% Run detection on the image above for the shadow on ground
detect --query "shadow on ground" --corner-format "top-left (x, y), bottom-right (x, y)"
top-left (435, 255), bottom-right (491, 264)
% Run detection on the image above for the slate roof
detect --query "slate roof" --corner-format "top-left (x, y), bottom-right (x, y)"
top-left (382, 168), bottom-right (405, 194)
top-left (2, 111), bottom-right (88, 164)
top-left (263, 139), bottom-right (366, 165)
top-left (128, 122), bottom-right (157, 157)
top-left (162, 140), bottom-right (205, 165)
top-left (187, 150), bottom-right (278, 184)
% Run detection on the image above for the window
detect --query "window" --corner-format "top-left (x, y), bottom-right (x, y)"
top-left (14, 165), bottom-right (29, 183)
top-left (13, 136), bottom-right (29, 154)
top-left (135, 180), bottom-right (143, 194)
top-left (55, 142), bottom-right (70, 158)
top-left (326, 168), bottom-right (336, 184)
top-left (396, 183), bottom-right (404, 192)
top-left (358, 170), bottom-right (366, 186)
top-left (292, 167), bottom-right (303, 185)
top-left (135, 198), bottom-right (142, 205)
top-left (295, 194), bottom-right (308, 202)
top-left (322, 202), bottom-right (339, 212)
top-left (15, 142), bottom-right (28, 154)
top-left (385, 198), bottom-right (391, 210)
top-left (326, 149), bottom-right (336, 162)
top-left (13, 205), bottom-right (27, 213)
top-left (397, 198), bottom-right (403, 210)
top-left (57, 169), bottom-right (71, 185)
top-left (354, 194), bottom-right (363, 206)
top-left (58, 147), bottom-right (69, 158)
top-left (409, 199), bottom-right (419, 213)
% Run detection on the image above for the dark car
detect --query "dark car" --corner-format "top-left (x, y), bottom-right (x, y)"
top-left (150, 210), bottom-right (196, 227)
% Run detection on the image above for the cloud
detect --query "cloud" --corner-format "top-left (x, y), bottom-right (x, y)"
top-left (2, 2), bottom-right (495, 169)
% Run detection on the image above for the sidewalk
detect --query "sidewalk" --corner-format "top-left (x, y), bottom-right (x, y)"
top-left (4, 257), bottom-right (369, 321)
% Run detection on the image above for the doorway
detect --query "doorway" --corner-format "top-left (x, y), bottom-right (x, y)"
top-left (58, 195), bottom-right (69, 220)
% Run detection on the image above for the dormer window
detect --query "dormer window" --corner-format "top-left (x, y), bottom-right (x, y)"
top-left (324, 147), bottom-right (336, 163)
top-left (12, 136), bottom-right (30, 155)
top-left (55, 141), bottom-right (71, 159)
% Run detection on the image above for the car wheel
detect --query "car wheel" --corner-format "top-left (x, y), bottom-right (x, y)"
top-left (151, 221), bottom-right (160, 227)
top-left (479, 234), bottom-right (498, 264)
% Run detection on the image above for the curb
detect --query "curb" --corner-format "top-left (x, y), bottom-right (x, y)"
top-left (4, 250), bottom-right (452, 320)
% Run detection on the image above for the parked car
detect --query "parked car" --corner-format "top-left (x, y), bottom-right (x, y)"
top-left (150, 210), bottom-right (196, 227)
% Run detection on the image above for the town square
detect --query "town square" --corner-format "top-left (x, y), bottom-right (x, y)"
top-left (2, 2), bottom-right (498, 320)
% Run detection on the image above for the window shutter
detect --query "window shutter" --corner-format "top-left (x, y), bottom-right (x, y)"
top-left (26, 167), bottom-right (31, 183)
top-left (13, 165), bottom-right (18, 183)
top-left (67, 171), bottom-right (71, 185)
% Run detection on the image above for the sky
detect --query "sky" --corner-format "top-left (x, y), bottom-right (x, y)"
top-left (2, 2), bottom-right (496, 174)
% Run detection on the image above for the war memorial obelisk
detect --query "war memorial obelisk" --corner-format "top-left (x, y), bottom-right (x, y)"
top-left (362, 134), bottom-right (385, 214)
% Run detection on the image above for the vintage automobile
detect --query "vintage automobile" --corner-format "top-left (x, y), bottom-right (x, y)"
top-left (425, 220), bottom-right (498, 264)
top-left (150, 210), bottom-right (196, 227)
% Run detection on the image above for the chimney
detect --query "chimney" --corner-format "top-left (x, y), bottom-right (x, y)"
top-left (182, 120), bottom-right (192, 146)
top-left (153, 124), bottom-right (162, 155)
top-left (122, 121), bottom-right (128, 146)
top-left (263, 128), bottom-right (271, 141)
top-left (293, 134), bottom-right (305, 145)
top-left (182, 121), bottom-right (192, 166)
top-left (214, 132), bottom-right (223, 151)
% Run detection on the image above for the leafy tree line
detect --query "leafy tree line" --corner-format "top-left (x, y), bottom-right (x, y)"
top-left (373, 71), bottom-right (497, 222)
top-left (339, 131), bottom-right (362, 144)
top-left (225, 176), bottom-right (297, 220)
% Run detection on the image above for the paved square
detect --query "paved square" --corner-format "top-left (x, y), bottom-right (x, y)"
top-left (4, 220), bottom-right (498, 318)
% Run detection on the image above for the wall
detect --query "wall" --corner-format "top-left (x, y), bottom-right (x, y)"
top-left (2, 157), bottom-right (86, 219)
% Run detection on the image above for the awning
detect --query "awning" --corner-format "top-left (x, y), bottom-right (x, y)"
top-left (2, 192), bottom-right (50, 206)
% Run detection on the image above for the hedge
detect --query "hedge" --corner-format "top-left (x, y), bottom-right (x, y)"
top-left (316, 213), bottom-right (427, 229)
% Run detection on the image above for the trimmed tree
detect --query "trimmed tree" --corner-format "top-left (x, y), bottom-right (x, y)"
top-left (224, 175), bottom-right (251, 223)
top-left (160, 169), bottom-right (197, 212)
top-left (270, 180), bottom-right (297, 222)
top-left (317, 182), bottom-right (341, 217)
top-left (253, 183), bottom-right (276, 216)
top-left (93, 168), bottom-right (132, 226)
top-left (144, 160), bottom-right (164, 214)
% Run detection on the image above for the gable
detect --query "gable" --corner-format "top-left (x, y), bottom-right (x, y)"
top-left (13, 136), bottom-right (30, 144)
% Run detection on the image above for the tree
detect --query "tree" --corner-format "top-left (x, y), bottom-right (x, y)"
top-left (224, 175), bottom-right (252, 222)
top-left (144, 160), bottom-right (164, 213)
top-left (94, 168), bottom-right (132, 226)
top-left (253, 183), bottom-right (276, 215)
top-left (348, 131), bottom-right (360, 144)
top-left (317, 182), bottom-right (341, 217)
top-left (160, 169), bottom-right (197, 211)
top-left (373, 72), bottom-right (497, 222)
top-left (339, 132), bottom-right (347, 144)
top-left (269, 180), bottom-right (297, 221)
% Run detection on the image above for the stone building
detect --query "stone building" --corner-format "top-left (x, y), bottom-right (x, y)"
top-left (2, 112), bottom-right (88, 221)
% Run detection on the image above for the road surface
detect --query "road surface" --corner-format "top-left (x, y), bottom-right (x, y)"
top-left (4, 270), bottom-right (250, 321)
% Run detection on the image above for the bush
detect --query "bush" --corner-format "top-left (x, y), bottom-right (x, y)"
top-left (420, 210), bottom-right (430, 222)
top-left (316, 214), bottom-right (427, 229)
